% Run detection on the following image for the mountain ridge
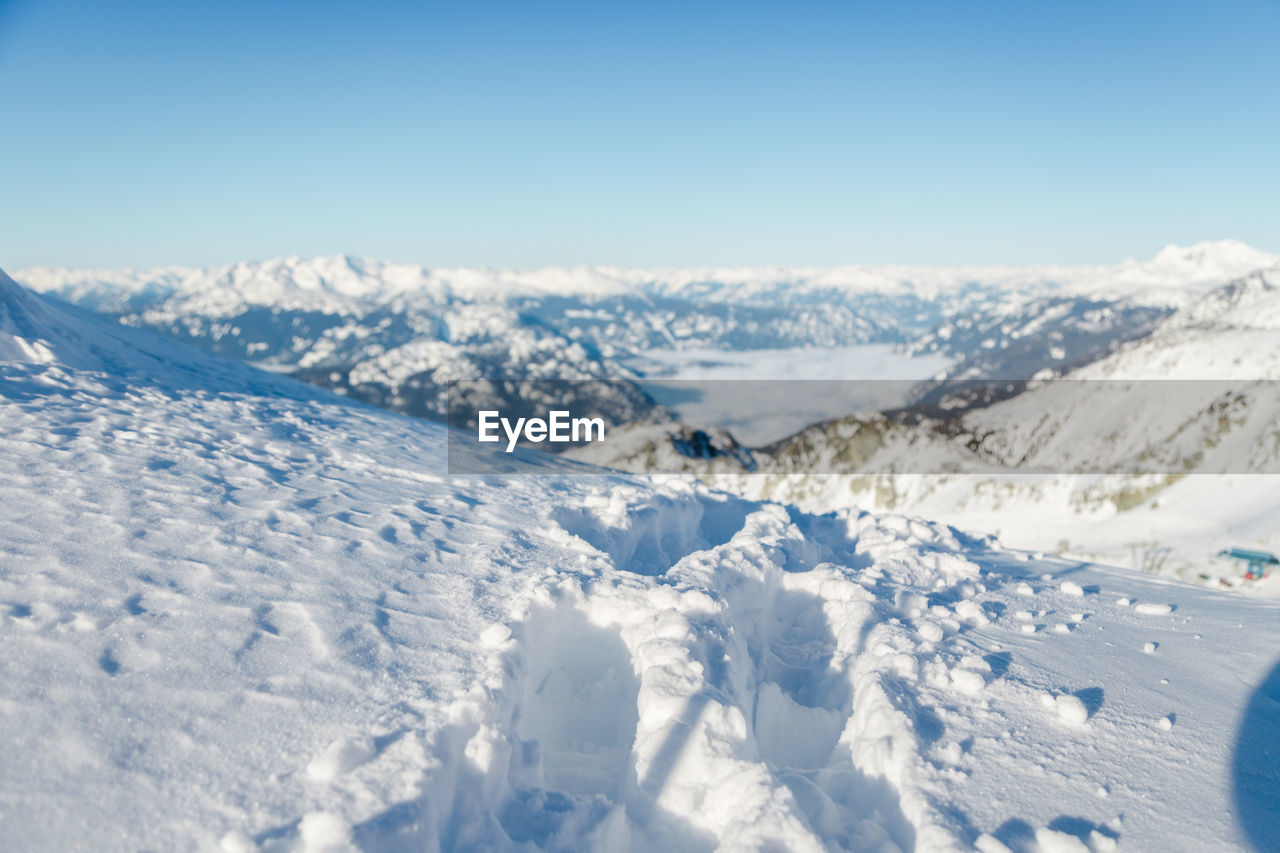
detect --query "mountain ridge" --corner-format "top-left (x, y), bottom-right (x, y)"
top-left (17, 239), bottom-right (1278, 308)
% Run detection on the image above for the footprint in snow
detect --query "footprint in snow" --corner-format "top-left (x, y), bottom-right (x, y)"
top-left (99, 649), bottom-right (121, 676)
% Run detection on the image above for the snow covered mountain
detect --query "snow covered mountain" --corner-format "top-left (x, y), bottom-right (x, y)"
top-left (5, 270), bottom-right (1280, 851)
top-left (15, 241), bottom-right (1276, 428)
top-left (576, 263), bottom-right (1280, 588)
top-left (905, 241), bottom-right (1279, 385)
top-left (904, 293), bottom-right (1170, 387)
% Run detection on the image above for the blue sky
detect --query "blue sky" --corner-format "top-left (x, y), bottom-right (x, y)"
top-left (0, 0), bottom-right (1277, 269)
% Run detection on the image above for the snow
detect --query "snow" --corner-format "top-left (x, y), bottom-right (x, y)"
top-left (1053, 694), bottom-right (1090, 727)
top-left (4, 272), bottom-right (1280, 850)
top-left (307, 737), bottom-right (379, 783)
top-left (18, 240), bottom-right (1276, 309)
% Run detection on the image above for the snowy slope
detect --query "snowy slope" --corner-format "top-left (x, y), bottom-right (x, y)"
top-left (1072, 265), bottom-right (1280, 380)
top-left (4, 272), bottom-right (1280, 851)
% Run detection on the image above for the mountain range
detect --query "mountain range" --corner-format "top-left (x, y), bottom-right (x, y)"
top-left (15, 241), bottom-right (1276, 424)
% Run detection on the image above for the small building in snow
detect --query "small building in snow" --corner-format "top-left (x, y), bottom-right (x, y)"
top-left (1217, 548), bottom-right (1279, 580)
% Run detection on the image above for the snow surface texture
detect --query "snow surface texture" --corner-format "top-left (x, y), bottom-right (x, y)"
top-left (5, 273), bottom-right (1280, 851)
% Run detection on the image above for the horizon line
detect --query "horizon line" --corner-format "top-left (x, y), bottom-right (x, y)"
top-left (11, 238), bottom-right (1278, 276)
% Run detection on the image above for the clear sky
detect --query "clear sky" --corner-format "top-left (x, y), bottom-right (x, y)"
top-left (0, 0), bottom-right (1277, 269)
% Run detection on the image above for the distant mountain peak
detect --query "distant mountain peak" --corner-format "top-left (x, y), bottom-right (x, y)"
top-left (1148, 239), bottom-right (1276, 271)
